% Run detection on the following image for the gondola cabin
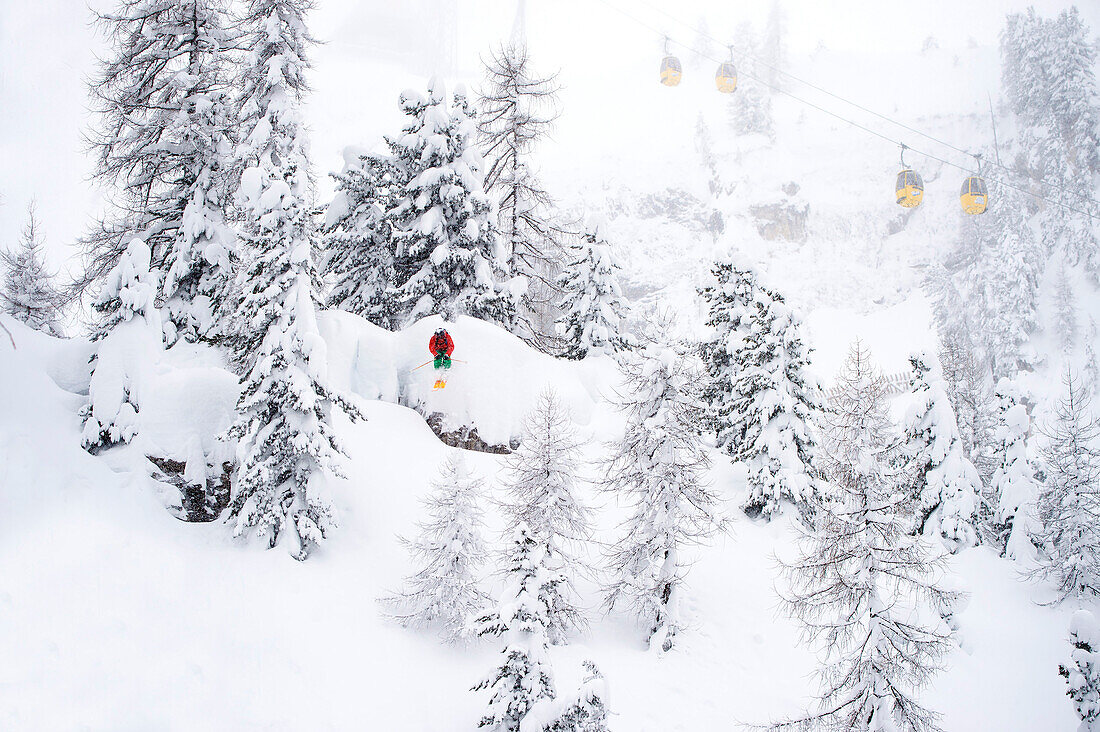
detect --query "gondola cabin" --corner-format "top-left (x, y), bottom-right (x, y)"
top-left (960, 175), bottom-right (988, 215)
top-left (895, 169), bottom-right (924, 208)
top-left (660, 55), bottom-right (682, 86)
top-left (715, 61), bottom-right (737, 93)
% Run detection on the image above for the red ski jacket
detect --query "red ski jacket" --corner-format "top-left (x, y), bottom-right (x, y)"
top-left (429, 331), bottom-right (454, 357)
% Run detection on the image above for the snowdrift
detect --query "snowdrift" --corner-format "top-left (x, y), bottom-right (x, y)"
top-left (319, 311), bottom-right (622, 448)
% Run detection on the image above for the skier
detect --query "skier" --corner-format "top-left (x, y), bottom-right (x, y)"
top-left (429, 328), bottom-right (455, 369)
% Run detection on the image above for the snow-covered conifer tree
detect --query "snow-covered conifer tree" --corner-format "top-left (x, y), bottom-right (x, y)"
top-left (694, 114), bottom-right (722, 199)
top-left (699, 260), bottom-right (824, 520)
top-left (937, 331), bottom-right (998, 483)
top-left (473, 523), bottom-right (557, 731)
top-left (967, 185), bottom-right (1044, 379)
top-left (1056, 264), bottom-right (1080, 353)
top-left (530, 660), bottom-right (611, 732)
top-left (1033, 369), bottom-right (1100, 601)
top-left (556, 219), bottom-right (631, 360)
top-left (0, 204), bottom-right (66, 336)
top-left (381, 453), bottom-right (489, 642)
top-left (226, 0), bottom-right (357, 560)
top-left (989, 383), bottom-right (1040, 560)
top-left (776, 342), bottom-right (961, 732)
top-left (479, 43), bottom-right (569, 346)
top-left (84, 0), bottom-right (237, 342)
top-left (81, 238), bottom-right (163, 451)
top-left (600, 340), bottom-right (720, 652)
top-left (762, 0), bottom-right (788, 88)
top-left (323, 151), bottom-right (398, 327)
top-left (902, 355), bottom-right (982, 551)
top-left (730, 82), bottom-right (775, 139)
top-left (1061, 610), bottom-right (1100, 731)
top-left (689, 16), bottom-right (717, 69)
top-left (1002, 8), bottom-right (1100, 274)
top-left (503, 390), bottom-right (590, 643)
top-left (726, 24), bottom-right (774, 140)
top-left (698, 260), bottom-right (755, 450)
top-left (387, 82), bottom-right (514, 329)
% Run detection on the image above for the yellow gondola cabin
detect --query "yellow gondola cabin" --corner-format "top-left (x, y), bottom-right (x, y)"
top-left (961, 175), bottom-right (988, 215)
top-left (895, 169), bottom-right (924, 208)
top-left (715, 61), bottom-right (737, 93)
top-left (660, 55), bottom-right (682, 86)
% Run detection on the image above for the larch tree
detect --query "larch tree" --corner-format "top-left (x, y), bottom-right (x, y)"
top-left (478, 42), bottom-right (569, 347)
top-left (381, 452), bottom-right (490, 642)
top-left (225, 0), bottom-right (358, 560)
top-left (1032, 369), bottom-right (1100, 601)
top-left (936, 330), bottom-right (999, 485)
top-left (901, 355), bottom-right (982, 552)
top-left (473, 523), bottom-right (558, 732)
top-left (776, 342), bottom-right (962, 732)
top-left (600, 340), bottom-right (721, 653)
top-left (0, 204), bottom-right (66, 336)
top-left (386, 82), bottom-right (515, 329)
top-left (81, 238), bottom-right (163, 451)
top-left (555, 219), bottom-right (632, 360)
top-left (503, 390), bottom-right (590, 644)
top-left (83, 0), bottom-right (238, 343)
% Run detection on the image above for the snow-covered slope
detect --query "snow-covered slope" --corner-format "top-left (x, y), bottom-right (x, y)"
top-left (0, 313), bottom-right (1079, 730)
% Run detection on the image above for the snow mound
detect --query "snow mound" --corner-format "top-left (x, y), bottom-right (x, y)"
top-left (319, 311), bottom-right (620, 447)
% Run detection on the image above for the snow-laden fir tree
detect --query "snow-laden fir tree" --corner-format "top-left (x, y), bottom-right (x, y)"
top-left (479, 43), bottom-right (569, 346)
top-left (694, 114), bottom-right (722, 199)
top-left (965, 184), bottom-right (1044, 379)
top-left (81, 238), bottom-right (163, 451)
top-left (1001, 8), bottom-right (1100, 274)
top-left (322, 150), bottom-right (398, 328)
top-left (503, 390), bottom-right (590, 643)
top-left (556, 219), bottom-right (631, 361)
top-left (1062, 610), bottom-right (1100, 732)
top-left (901, 354), bottom-right (981, 552)
top-left (1032, 369), bottom-right (1100, 601)
top-left (83, 0), bottom-right (237, 342)
top-left (1056, 264), bottom-right (1080, 354)
top-left (387, 82), bottom-right (515, 329)
top-left (989, 383), bottom-right (1041, 560)
top-left (726, 24), bottom-right (774, 140)
top-left (699, 260), bottom-right (755, 450)
top-left (730, 82), bottom-right (775, 139)
top-left (226, 0), bottom-right (358, 560)
top-left (699, 260), bottom-right (824, 520)
top-left (775, 342), bottom-right (961, 732)
top-left (689, 15), bottom-right (717, 69)
top-left (600, 338), bottom-right (720, 653)
top-left (473, 523), bottom-right (557, 732)
top-left (762, 0), bottom-right (788, 88)
top-left (0, 204), bottom-right (66, 336)
top-left (526, 660), bottom-right (611, 732)
top-left (381, 452), bottom-right (490, 642)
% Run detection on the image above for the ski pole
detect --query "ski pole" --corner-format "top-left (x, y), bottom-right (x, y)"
top-left (411, 359), bottom-right (434, 372)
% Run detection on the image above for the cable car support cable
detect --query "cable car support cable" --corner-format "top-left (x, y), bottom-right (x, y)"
top-left (590, 0), bottom-right (1099, 221)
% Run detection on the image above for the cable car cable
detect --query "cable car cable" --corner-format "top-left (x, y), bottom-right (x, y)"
top-left (591, 0), bottom-right (1099, 221)
top-left (623, 0), bottom-right (1100, 210)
